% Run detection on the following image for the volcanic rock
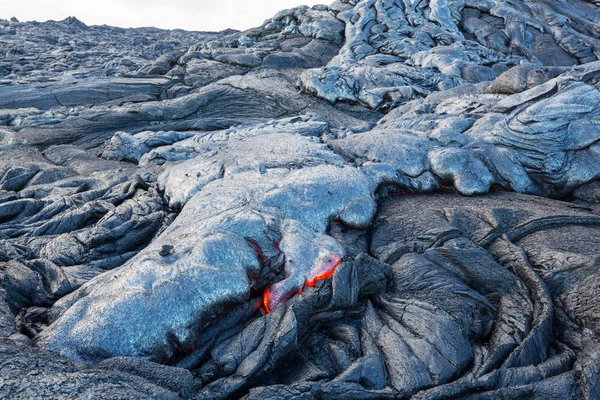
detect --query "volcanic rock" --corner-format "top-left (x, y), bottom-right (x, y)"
top-left (0, 0), bottom-right (600, 398)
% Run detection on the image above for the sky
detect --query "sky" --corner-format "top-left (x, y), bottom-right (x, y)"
top-left (1, 0), bottom-right (327, 32)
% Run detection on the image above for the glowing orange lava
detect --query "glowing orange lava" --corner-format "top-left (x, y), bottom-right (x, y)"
top-left (305, 263), bottom-right (339, 287)
top-left (262, 256), bottom-right (342, 314)
top-left (305, 255), bottom-right (342, 287)
top-left (263, 288), bottom-right (272, 314)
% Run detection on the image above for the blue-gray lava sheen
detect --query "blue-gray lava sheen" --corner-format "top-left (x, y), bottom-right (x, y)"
top-left (2, 1), bottom-right (600, 398)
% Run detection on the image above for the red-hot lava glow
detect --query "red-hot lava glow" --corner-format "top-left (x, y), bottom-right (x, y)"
top-left (263, 288), bottom-right (272, 314)
top-left (262, 255), bottom-right (342, 313)
top-left (305, 254), bottom-right (341, 287)
top-left (305, 258), bottom-right (341, 287)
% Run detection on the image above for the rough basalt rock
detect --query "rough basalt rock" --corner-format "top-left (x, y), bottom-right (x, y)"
top-left (1, 0), bottom-right (600, 398)
top-left (0, 339), bottom-right (190, 399)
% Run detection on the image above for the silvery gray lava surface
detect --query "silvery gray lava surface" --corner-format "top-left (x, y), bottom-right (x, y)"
top-left (2, 1), bottom-right (600, 398)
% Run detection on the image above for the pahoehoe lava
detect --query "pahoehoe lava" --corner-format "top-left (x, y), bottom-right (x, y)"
top-left (2, 0), bottom-right (600, 398)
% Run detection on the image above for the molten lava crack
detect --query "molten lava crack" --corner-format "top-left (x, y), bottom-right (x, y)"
top-left (304, 255), bottom-right (341, 288)
top-left (262, 254), bottom-right (342, 313)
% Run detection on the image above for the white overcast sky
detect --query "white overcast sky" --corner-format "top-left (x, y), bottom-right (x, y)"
top-left (1, 0), bottom-right (327, 31)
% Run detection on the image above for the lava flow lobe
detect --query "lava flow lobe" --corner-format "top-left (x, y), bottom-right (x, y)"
top-left (262, 253), bottom-right (342, 313)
